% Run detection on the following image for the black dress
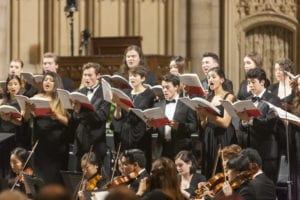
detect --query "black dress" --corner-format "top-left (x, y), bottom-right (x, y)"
top-left (179, 173), bottom-right (206, 198)
top-left (201, 102), bottom-right (237, 179)
top-left (32, 116), bottom-right (69, 184)
top-left (268, 82), bottom-right (294, 106)
top-left (0, 100), bottom-right (31, 149)
top-left (118, 88), bottom-right (155, 170)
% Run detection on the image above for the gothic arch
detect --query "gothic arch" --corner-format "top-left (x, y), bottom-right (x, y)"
top-left (236, 12), bottom-right (298, 81)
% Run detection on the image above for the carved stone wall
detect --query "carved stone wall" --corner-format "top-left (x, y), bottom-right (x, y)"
top-left (224, 0), bottom-right (298, 90)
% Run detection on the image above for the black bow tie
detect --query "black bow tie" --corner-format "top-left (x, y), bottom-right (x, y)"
top-left (166, 99), bottom-right (176, 104)
top-left (251, 96), bottom-right (261, 103)
top-left (87, 88), bottom-right (94, 93)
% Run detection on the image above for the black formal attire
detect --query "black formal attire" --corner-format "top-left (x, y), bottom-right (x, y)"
top-left (179, 173), bottom-right (206, 198)
top-left (205, 179), bottom-right (256, 200)
top-left (250, 172), bottom-right (276, 200)
top-left (237, 80), bottom-right (251, 100)
top-left (0, 99), bottom-right (31, 149)
top-left (129, 169), bottom-right (149, 192)
top-left (237, 79), bottom-right (271, 100)
top-left (32, 114), bottom-right (69, 184)
top-left (61, 76), bottom-right (74, 92)
top-left (116, 88), bottom-right (155, 171)
top-left (71, 84), bottom-right (110, 167)
top-left (268, 82), bottom-right (295, 105)
top-left (239, 90), bottom-right (281, 182)
top-left (200, 94), bottom-right (237, 179)
top-left (155, 99), bottom-right (198, 159)
top-left (201, 78), bottom-right (234, 94)
top-left (111, 71), bottom-right (157, 151)
top-left (234, 179), bottom-right (257, 200)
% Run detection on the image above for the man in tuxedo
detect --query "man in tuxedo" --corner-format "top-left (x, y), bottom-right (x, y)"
top-left (120, 149), bottom-right (149, 193)
top-left (241, 148), bottom-right (276, 200)
top-left (42, 52), bottom-right (74, 91)
top-left (154, 74), bottom-right (197, 159)
top-left (238, 68), bottom-right (281, 182)
top-left (71, 62), bottom-right (110, 169)
top-left (201, 52), bottom-right (233, 93)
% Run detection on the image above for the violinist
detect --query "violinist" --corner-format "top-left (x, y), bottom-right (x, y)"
top-left (196, 144), bottom-right (241, 199)
top-left (217, 154), bottom-right (257, 200)
top-left (119, 149), bottom-right (149, 193)
top-left (77, 152), bottom-right (106, 200)
top-left (240, 148), bottom-right (276, 200)
top-left (7, 147), bottom-right (44, 198)
top-left (175, 150), bottom-right (206, 199)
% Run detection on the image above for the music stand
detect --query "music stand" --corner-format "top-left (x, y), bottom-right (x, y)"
top-left (0, 133), bottom-right (15, 177)
top-left (60, 171), bottom-right (82, 194)
top-left (23, 174), bottom-right (45, 198)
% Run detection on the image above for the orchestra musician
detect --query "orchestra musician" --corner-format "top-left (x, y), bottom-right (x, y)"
top-left (174, 150), bottom-right (206, 199)
top-left (7, 147), bottom-right (44, 198)
top-left (77, 152), bottom-right (106, 200)
top-left (136, 157), bottom-right (185, 200)
top-left (240, 148), bottom-right (276, 200)
top-left (118, 149), bottom-right (148, 193)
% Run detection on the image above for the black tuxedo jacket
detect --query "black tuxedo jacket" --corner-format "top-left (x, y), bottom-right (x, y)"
top-left (251, 173), bottom-right (276, 200)
top-left (129, 169), bottom-right (149, 192)
top-left (71, 84), bottom-right (111, 160)
top-left (155, 100), bottom-right (197, 158)
top-left (240, 90), bottom-right (281, 160)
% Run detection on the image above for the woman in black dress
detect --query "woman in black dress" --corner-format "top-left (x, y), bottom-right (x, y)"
top-left (174, 150), bottom-right (206, 199)
top-left (197, 67), bottom-right (237, 179)
top-left (113, 66), bottom-right (155, 171)
top-left (0, 75), bottom-right (30, 148)
top-left (23, 72), bottom-right (69, 184)
top-left (268, 58), bottom-right (294, 108)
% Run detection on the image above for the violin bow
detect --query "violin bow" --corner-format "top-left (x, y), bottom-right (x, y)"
top-left (211, 144), bottom-right (222, 177)
top-left (110, 143), bottom-right (121, 182)
top-left (220, 148), bottom-right (228, 182)
top-left (73, 145), bottom-right (94, 200)
top-left (11, 140), bottom-right (39, 191)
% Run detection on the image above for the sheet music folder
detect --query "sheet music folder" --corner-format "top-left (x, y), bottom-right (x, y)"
top-left (60, 170), bottom-right (82, 194)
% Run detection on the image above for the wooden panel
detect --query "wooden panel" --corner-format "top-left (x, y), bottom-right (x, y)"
top-left (90, 36), bottom-right (142, 55)
top-left (57, 54), bottom-right (171, 88)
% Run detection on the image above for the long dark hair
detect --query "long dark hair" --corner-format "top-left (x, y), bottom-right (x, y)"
top-left (41, 72), bottom-right (63, 99)
top-left (174, 150), bottom-right (198, 174)
top-left (2, 75), bottom-right (23, 104)
top-left (207, 67), bottom-right (232, 101)
top-left (11, 147), bottom-right (32, 169)
top-left (148, 157), bottom-right (184, 200)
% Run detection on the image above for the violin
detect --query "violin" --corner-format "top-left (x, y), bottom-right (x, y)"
top-left (195, 172), bottom-right (225, 198)
top-left (196, 170), bottom-right (253, 199)
top-left (84, 174), bottom-right (102, 191)
top-left (101, 170), bottom-right (139, 190)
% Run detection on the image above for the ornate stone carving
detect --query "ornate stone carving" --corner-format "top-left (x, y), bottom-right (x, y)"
top-left (236, 0), bottom-right (297, 19)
